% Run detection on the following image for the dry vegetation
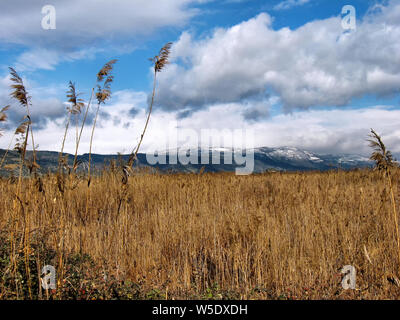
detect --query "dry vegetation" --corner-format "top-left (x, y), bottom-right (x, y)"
top-left (1, 169), bottom-right (400, 299)
top-left (1, 42), bottom-right (399, 300)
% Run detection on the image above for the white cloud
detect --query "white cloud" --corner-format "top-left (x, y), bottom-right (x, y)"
top-left (156, 1), bottom-right (400, 112)
top-left (0, 0), bottom-right (203, 48)
top-left (15, 49), bottom-right (61, 71)
top-left (1, 87), bottom-right (399, 156)
top-left (0, 0), bottom-right (206, 70)
top-left (14, 47), bottom-right (104, 71)
top-left (1, 1), bottom-right (399, 156)
top-left (273, 0), bottom-right (310, 11)
top-left (0, 73), bottom-right (66, 130)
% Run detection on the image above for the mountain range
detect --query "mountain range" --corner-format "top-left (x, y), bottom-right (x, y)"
top-left (0, 146), bottom-right (373, 176)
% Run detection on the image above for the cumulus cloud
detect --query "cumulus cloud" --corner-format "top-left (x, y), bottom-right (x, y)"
top-left (0, 0), bottom-right (207, 71)
top-left (1, 0), bottom-right (399, 157)
top-left (167, 104), bottom-right (400, 156)
top-left (156, 1), bottom-right (400, 113)
top-left (0, 63), bottom-right (397, 156)
top-left (240, 97), bottom-right (277, 121)
top-left (260, 106), bottom-right (400, 155)
top-left (14, 47), bottom-right (104, 71)
top-left (0, 73), bottom-right (67, 131)
top-left (0, 0), bottom-right (204, 48)
top-left (128, 107), bottom-right (140, 118)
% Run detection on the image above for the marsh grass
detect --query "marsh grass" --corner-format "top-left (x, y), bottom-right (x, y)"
top-left (1, 45), bottom-right (400, 300)
top-left (1, 169), bottom-right (400, 299)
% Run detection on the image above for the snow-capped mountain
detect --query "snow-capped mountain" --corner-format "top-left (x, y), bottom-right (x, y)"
top-left (144, 146), bottom-right (373, 173)
top-left (0, 146), bottom-right (373, 176)
top-left (249, 146), bottom-right (371, 172)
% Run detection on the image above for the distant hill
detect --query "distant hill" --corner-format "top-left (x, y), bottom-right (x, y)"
top-left (0, 146), bottom-right (372, 176)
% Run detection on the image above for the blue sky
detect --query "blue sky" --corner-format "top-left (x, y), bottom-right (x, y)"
top-left (0, 0), bottom-right (399, 156)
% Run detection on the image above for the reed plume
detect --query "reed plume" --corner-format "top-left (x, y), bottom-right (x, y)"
top-left (14, 117), bottom-right (30, 163)
top-left (0, 106), bottom-right (12, 169)
top-left (0, 106), bottom-right (15, 170)
top-left (87, 59), bottom-right (117, 184)
top-left (9, 67), bottom-right (39, 175)
top-left (369, 129), bottom-right (395, 171)
top-left (0, 105), bottom-right (9, 137)
top-left (59, 82), bottom-right (85, 171)
top-left (72, 57), bottom-right (116, 173)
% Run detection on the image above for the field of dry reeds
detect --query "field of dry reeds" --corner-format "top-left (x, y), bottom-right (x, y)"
top-left (1, 42), bottom-right (399, 300)
top-left (1, 168), bottom-right (400, 299)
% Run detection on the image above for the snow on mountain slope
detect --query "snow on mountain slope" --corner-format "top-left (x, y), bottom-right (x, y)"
top-left (150, 146), bottom-right (372, 172)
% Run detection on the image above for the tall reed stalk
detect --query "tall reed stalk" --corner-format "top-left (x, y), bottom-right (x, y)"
top-left (368, 128), bottom-right (400, 274)
top-left (9, 68), bottom-right (38, 176)
top-left (84, 60), bottom-right (117, 217)
top-left (127, 42), bottom-right (172, 169)
top-left (87, 59), bottom-right (117, 184)
top-left (59, 82), bottom-right (84, 173)
top-left (73, 88), bottom-right (94, 172)
top-left (8, 67), bottom-right (36, 299)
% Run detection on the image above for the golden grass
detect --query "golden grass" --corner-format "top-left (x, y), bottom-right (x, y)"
top-left (1, 45), bottom-right (398, 300)
top-left (1, 169), bottom-right (400, 299)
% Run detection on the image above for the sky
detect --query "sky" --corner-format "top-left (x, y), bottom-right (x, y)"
top-left (0, 0), bottom-right (399, 156)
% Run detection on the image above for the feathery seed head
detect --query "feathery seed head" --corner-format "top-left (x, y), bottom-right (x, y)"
top-left (97, 59), bottom-right (117, 82)
top-left (96, 60), bottom-right (117, 104)
top-left (14, 116), bottom-right (31, 154)
top-left (14, 116), bottom-right (30, 135)
top-left (67, 81), bottom-right (85, 114)
top-left (0, 105), bottom-right (10, 122)
top-left (0, 105), bottom-right (10, 138)
top-left (368, 128), bottom-right (395, 171)
top-left (151, 42), bottom-right (172, 73)
top-left (9, 67), bottom-right (30, 107)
